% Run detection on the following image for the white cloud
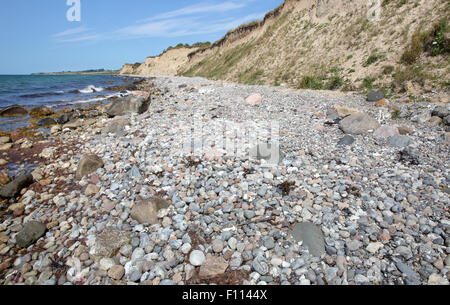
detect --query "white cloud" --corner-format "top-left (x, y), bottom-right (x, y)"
top-left (52, 0), bottom-right (265, 42)
top-left (138, 1), bottom-right (247, 23)
top-left (52, 26), bottom-right (89, 38)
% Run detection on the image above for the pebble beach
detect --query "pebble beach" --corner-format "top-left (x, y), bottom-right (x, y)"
top-left (0, 75), bottom-right (449, 285)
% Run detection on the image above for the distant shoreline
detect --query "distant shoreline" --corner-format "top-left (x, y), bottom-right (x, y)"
top-left (30, 70), bottom-right (120, 76)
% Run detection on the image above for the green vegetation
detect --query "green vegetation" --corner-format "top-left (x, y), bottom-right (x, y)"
top-left (166, 41), bottom-right (211, 51)
top-left (363, 53), bottom-right (385, 67)
top-left (401, 18), bottom-right (449, 64)
top-left (361, 77), bottom-right (376, 90)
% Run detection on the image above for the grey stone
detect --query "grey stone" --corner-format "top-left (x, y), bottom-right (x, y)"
top-left (252, 256), bottom-right (269, 275)
top-left (0, 174), bottom-right (34, 198)
top-left (337, 135), bottom-right (355, 146)
top-left (16, 221), bottom-right (46, 248)
top-left (367, 90), bottom-right (384, 102)
top-left (388, 135), bottom-right (413, 147)
top-left (339, 114), bottom-right (380, 135)
top-left (107, 95), bottom-right (150, 117)
top-left (289, 222), bottom-right (325, 257)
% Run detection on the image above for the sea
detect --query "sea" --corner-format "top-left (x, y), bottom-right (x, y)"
top-left (0, 74), bottom-right (136, 131)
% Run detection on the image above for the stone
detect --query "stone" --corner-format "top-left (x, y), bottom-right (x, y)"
top-left (37, 118), bottom-right (57, 127)
top-left (50, 125), bottom-right (62, 134)
top-left (106, 95), bottom-right (150, 117)
top-left (0, 172), bottom-right (9, 185)
top-left (99, 258), bottom-right (115, 271)
top-left (428, 274), bottom-right (448, 285)
top-left (29, 106), bottom-right (55, 117)
top-left (102, 119), bottom-right (129, 137)
top-left (0, 159), bottom-right (7, 166)
top-left (85, 184), bottom-right (100, 196)
top-left (431, 106), bottom-right (449, 119)
top-left (130, 197), bottom-right (170, 225)
top-left (0, 105), bottom-right (28, 117)
top-left (427, 116), bottom-right (442, 127)
top-left (15, 221), bottom-right (46, 248)
top-left (189, 250), bottom-right (206, 266)
top-left (339, 114), bottom-right (380, 135)
top-left (346, 239), bottom-right (362, 251)
top-left (108, 265), bottom-right (125, 280)
top-left (395, 261), bottom-right (421, 284)
top-left (375, 100), bottom-right (388, 107)
top-left (366, 242), bottom-right (383, 253)
top-left (252, 256), bottom-right (269, 275)
top-left (0, 174), bottom-right (33, 198)
top-left (63, 119), bottom-right (83, 129)
top-left (249, 143), bottom-right (285, 165)
top-left (0, 136), bottom-right (10, 144)
top-left (397, 126), bottom-right (414, 135)
top-left (57, 113), bottom-right (74, 125)
top-left (0, 143), bottom-right (12, 150)
top-left (289, 222), bottom-right (325, 257)
top-left (88, 227), bottom-right (131, 259)
top-left (337, 135), bottom-right (355, 146)
top-left (367, 90), bottom-right (384, 102)
top-left (199, 255), bottom-right (229, 279)
top-left (39, 147), bottom-right (57, 159)
top-left (212, 239), bottom-right (224, 253)
top-left (373, 126), bottom-right (399, 139)
top-left (245, 93), bottom-right (262, 106)
top-left (76, 154), bottom-right (104, 179)
top-left (332, 104), bottom-right (361, 118)
top-left (387, 135), bottom-right (412, 148)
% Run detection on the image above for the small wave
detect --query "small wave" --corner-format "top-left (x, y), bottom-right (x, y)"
top-left (79, 85), bottom-right (104, 94)
top-left (64, 93), bottom-right (123, 105)
top-left (19, 91), bottom-right (65, 98)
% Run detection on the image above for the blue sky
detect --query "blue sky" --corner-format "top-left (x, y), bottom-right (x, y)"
top-left (0, 0), bottom-right (283, 74)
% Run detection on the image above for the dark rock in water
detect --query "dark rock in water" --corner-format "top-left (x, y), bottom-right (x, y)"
top-left (37, 118), bottom-right (57, 127)
top-left (399, 147), bottom-right (420, 165)
top-left (388, 135), bottom-right (412, 147)
top-left (250, 143), bottom-right (285, 165)
top-left (106, 95), bottom-right (150, 117)
top-left (431, 106), bottom-right (449, 119)
top-left (339, 113), bottom-right (380, 135)
top-left (0, 174), bottom-right (34, 198)
top-left (76, 154), bottom-right (104, 179)
top-left (29, 106), bottom-right (54, 117)
top-left (337, 135), bottom-right (355, 146)
top-left (57, 113), bottom-right (74, 125)
top-left (290, 222), bottom-right (325, 257)
top-left (16, 221), bottom-right (46, 248)
top-left (0, 105), bottom-right (28, 117)
top-left (367, 90), bottom-right (384, 102)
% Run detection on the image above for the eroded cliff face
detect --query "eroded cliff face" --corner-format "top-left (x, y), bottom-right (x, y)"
top-left (119, 47), bottom-right (198, 76)
top-left (121, 0), bottom-right (450, 96)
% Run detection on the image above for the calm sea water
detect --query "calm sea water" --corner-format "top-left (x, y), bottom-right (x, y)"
top-left (0, 74), bottom-right (133, 131)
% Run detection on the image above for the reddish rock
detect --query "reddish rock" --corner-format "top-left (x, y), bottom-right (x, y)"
top-left (199, 255), bottom-right (229, 279)
top-left (10, 129), bottom-right (24, 142)
top-left (0, 172), bottom-right (9, 185)
top-left (375, 100), bottom-right (388, 107)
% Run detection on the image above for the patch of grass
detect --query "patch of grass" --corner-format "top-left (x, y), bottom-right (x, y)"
top-left (363, 53), bottom-right (385, 67)
top-left (325, 75), bottom-right (344, 90)
top-left (391, 110), bottom-right (400, 119)
top-left (297, 75), bottom-right (324, 90)
top-left (382, 65), bottom-right (395, 75)
top-left (361, 77), bottom-right (376, 90)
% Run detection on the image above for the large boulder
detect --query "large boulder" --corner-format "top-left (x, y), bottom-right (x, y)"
top-left (0, 174), bottom-right (34, 198)
top-left (130, 197), bottom-right (170, 225)
top-left (106, 95), bottom-right (150, 117)
top-left (339, 113), bottom-right (380, 135)
top-left (16, 221), bottom-right (46, 248)
top-left (29, 106), bottom-right (55, 118)
top-left (0, 105), bottom-right (28, 117)
top-left (76, 154), bottom-right (104, 179)
top-left (199, 255), bottom-right (229, 279)
top-left (102, 118), bottom-right (130, 137)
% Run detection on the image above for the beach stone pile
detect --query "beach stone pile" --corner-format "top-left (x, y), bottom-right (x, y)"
top-left (0, 76), bottom-right (448, 286)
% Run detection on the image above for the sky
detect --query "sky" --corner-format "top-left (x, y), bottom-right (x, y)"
top-left (0, 0), bottom-right (283, 74)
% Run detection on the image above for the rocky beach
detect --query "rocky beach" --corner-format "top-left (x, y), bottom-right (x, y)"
top-left (0, 75), bottom-right (449, 285)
